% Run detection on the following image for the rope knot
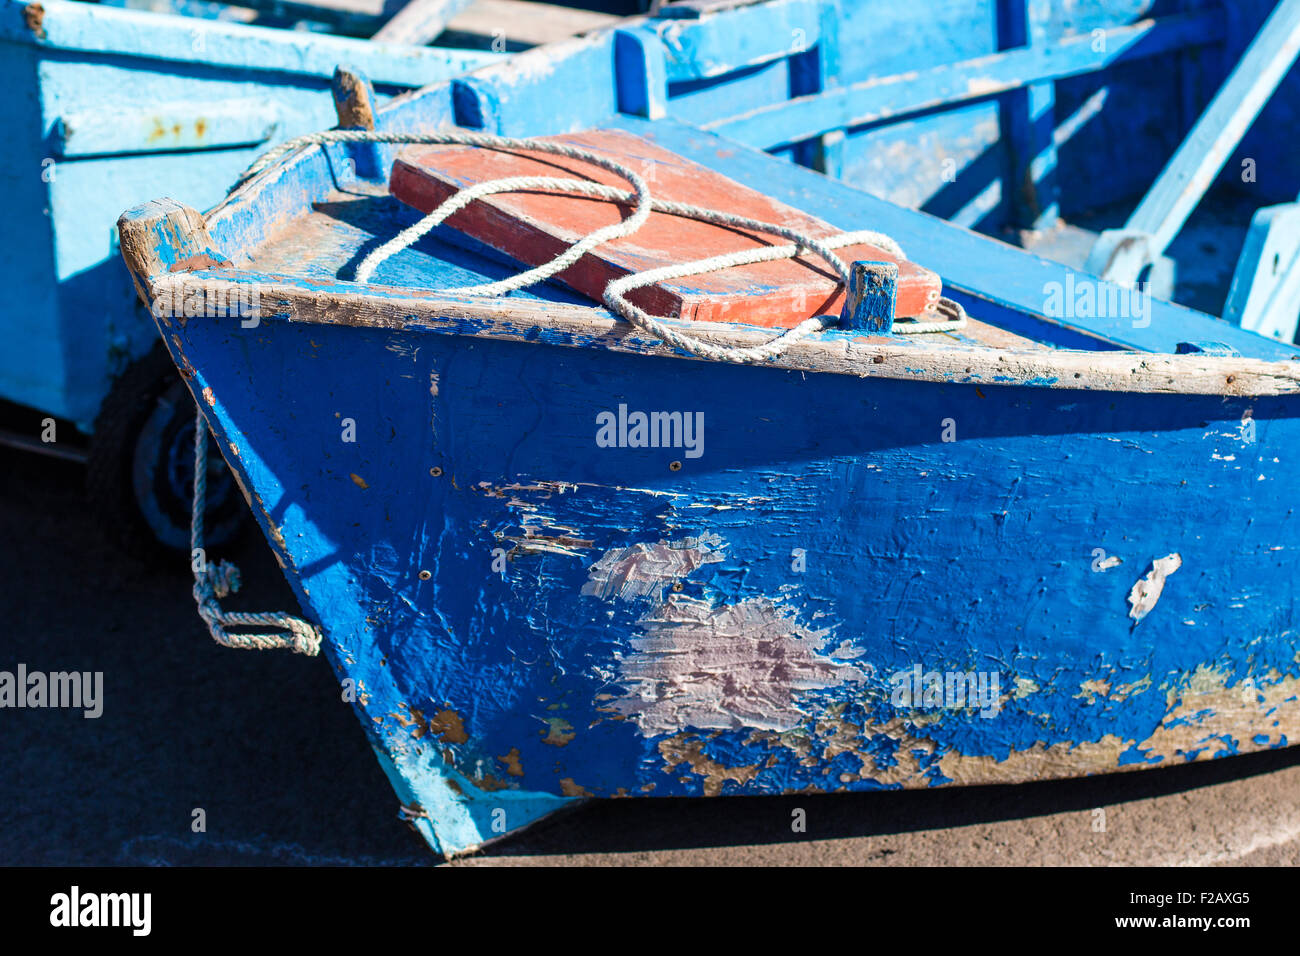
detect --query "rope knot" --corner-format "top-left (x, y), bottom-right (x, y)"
top-left (207, 560), bottom-right (241, 599)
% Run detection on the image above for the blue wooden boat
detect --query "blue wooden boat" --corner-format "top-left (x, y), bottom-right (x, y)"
top-left (120, 0), bottom-right (1300, 857)
top-left (0, 0), bottom-right (501, 552)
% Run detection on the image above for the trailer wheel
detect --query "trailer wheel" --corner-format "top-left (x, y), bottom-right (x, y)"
top-left (87, 343), bottom-right (246, 560)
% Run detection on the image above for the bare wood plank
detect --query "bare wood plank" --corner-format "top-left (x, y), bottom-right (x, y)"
top-left (142, 271), bottom-right (1300, 398)
top-left (444, 0), bottom-right (621, 47)
top-left (231, 0), bottom-right (395, 23)
top-left (373, 0), bottom-right (476, 45)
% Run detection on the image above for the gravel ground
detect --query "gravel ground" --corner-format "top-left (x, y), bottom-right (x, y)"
top-left (3, 443), bottom-right (1298, 867)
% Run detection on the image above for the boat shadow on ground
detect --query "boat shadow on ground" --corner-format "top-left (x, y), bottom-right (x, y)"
top-left (473, 744), bottom-right (1300, 860)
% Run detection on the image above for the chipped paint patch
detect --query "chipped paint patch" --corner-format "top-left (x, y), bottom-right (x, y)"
top-left (23, 2), bottom-right (45, 39)
top-left (1013, 677), bottom-right (1039, 699)
top-left (1127, 552), bottom-right (1182, 622)
top-left (541, 717), bottom-right (575, 746)
top-left (428, 709), bottom-right (468, 744)
top-left (738, 661), bottom-right (1300, 791)
top-left (350, 472), bottom-right (369, 490)
top-left (1111, 675), bottom-right (1152, 701)
top-left (1075, 679), bottom-right (1111, 704)
top-left (658, 734), bottom-right (760, 796)
top-left (582, 533), bottom-right (726, 601)
top-left (558, 777), bottom-right (592, 797)
top-left (504, 532), bottom-right (593, 558)
top-left (608, 594), bottom-right (871, 736)
top-left (497, 747), bottom-right (524, 777)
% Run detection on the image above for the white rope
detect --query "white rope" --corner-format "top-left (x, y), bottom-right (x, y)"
top-left (233, 129), bottom-right (967, 365)
top-left (191, 412), bottom-right (322, 656)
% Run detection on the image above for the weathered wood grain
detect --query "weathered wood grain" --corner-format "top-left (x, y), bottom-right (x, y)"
top-left (142, 270), bottom-right (1300, 397)
top-left (373, 0), bottom-right (475, 45)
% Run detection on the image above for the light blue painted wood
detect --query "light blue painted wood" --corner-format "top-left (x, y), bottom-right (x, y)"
top-left (643, 0), bottom-right (822, 83)
top-left (55, 99), bottom-right (281, 157)
top-left (707, 10), bottom-right (1221, 150)
top-left (453, 33), bottom-right (620, 136)
top-left (0, 0), bottom-right (494, 426)
top-left (1223, 198), bottom-right (1300, 343)
top-left (0, 0), bottom-right (500, 85)
top-left (1087, 0), bottom-right (1300, 288)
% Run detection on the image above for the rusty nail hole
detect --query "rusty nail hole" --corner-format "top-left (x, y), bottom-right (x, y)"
top-left (430, 466), bottom-right (443, 477)
top-left (419, 570), bottom-right (432, 580)
top-left (872, 354), bottom-right (885, 364)
top-left (671, 581), bottom-right (683, 592)
top-left (669, 460), bottom-right (682, 471)
top-left (1226, 375), bottom-right (1236, 384)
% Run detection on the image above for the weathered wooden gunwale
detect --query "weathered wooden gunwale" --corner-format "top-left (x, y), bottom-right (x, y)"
top-left (144, 269), bottom-right (1300, 397)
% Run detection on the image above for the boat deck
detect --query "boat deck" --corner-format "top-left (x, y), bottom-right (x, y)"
top-left (239, 184), bottom-right (1055, 354)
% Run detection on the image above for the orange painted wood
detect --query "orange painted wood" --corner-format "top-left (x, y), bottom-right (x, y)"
top-left (389, 128), bottom-right (943, 327)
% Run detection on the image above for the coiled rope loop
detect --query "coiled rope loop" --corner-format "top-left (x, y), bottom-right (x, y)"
top-left (191, 413), bottom-right (322, 656)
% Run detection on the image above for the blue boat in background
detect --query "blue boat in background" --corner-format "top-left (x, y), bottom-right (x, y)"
top-left (0, 0), bottom-right (503, 552)
top-left (119, 0), bottom-right (1300, 857)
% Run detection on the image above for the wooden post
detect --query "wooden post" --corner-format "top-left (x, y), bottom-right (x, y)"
top-left (840, 260), bottom-right (898, 334)
top-left (332, 65), bottom-right (378, 131)
top-left (332, 66), bottom-right (381, 181)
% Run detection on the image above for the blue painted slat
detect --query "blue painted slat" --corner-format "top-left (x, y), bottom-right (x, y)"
top-left (997, 0), bottom-right (1058, 230)
top-left (707, 12), bottom-right (1221, 150)
top-left (1087, 0), bottom-right (1300, 287)
top-left (642, 0), bottom-right (823, 83)
top-left (841, 260), bottom-right (897, 333)
top-left (0, 0), bottom-right (501, 85)
top-left (614, 27), bottom-right (668, 119)
top-left (55, 99), bottom-right (281, 157)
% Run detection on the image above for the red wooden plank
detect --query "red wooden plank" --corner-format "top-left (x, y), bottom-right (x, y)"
top-left (389, 128), bottom-right (943, 328)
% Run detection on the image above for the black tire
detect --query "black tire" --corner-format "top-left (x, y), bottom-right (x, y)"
top-left (86, 342), bottom-right (247, 561)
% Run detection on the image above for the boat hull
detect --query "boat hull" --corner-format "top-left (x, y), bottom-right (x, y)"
top-left (170, 306), bottom-right (1300, 854)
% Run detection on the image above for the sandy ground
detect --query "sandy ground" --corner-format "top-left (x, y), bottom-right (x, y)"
top-left (3, 444), bottom-right (1298, 866)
